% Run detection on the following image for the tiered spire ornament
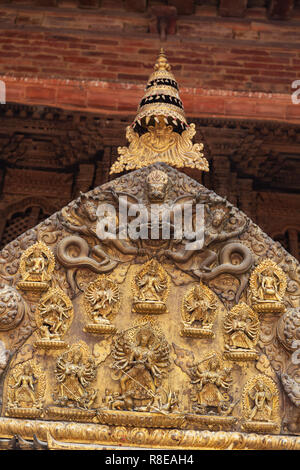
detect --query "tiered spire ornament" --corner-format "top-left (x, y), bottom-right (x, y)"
top-left (110, 49), bottom-right (209, 174)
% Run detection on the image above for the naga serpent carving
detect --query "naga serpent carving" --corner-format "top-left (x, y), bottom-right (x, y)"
top-left (56, 235), bottom-right (118, 273)
top-left (192, 242), bottom-right (253, 280)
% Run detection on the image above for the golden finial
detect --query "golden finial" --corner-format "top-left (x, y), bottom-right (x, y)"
top-left (154, 48), bottom-right (171, 71)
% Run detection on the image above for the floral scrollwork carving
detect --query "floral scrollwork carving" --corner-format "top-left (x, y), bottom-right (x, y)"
top-left (0, 285), bottom-right (25, 331)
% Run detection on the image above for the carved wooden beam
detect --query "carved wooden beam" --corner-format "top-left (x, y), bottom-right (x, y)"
top-left (167, 0), bottom-right (195, 16)
top-left (78, 0), bottom-right (101, 8)
top-left (124, 0), bottom-right (147, 13)
top-left (268, 0), bottom-right (294, 20)
top-left (149, 5), bottom-right (177, 41)
top-left (219, 0), bottom-right (248, 17)
top-left (34, 0), bottom-right (58, 5)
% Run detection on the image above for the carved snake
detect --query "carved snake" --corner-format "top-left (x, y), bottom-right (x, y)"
top-left (56, 235), bottom-right (118, 273)
top-left (192, 242), bottom-right (253, 280)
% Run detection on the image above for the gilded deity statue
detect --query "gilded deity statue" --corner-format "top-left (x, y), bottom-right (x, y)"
top-left (133, 260), bottom-right (170, 314)
top-left (83, 276), bottom-right (120, 334)
top-left (248, 379), bottom-right (273, 421)
top-left (189, 353), bottom-right (232, 415)
top-left (110, 324), bottom-right (170, 411)
top-left (181, 283), bottom-right (218, 338)
top-left (224, 303), bottom-right (259, 360)
top-left (250, 259), bottom-right (287, 314)
top-left (53, 343), bottom-right (97, 410)
top-left (242, 376), bottom-right (280, 433)
top-left (34, 289), bottom-right (73, 349)
top-left (6, 360), bottom-right (46, 418)
top-left (17, 242), bottom-right (55, 298)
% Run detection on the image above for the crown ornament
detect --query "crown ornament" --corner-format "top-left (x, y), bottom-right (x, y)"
top-left (110, 49), bottom-right (209, 174)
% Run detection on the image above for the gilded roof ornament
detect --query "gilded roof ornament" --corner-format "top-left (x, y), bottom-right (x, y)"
top-left (110, 50), bottom-right (209, 174)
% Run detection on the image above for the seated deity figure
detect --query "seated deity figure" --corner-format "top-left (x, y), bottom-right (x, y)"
top-left (250, 259), bottom-right (287, 314)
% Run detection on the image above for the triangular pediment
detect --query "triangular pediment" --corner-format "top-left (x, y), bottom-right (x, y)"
top-left (0, 163), bottom-right (299, 450)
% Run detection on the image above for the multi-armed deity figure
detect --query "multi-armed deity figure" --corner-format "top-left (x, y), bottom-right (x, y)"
top-left (110, 324), bottom-right (171, 412)
top-left (223, 302), bottom-right (259, 361)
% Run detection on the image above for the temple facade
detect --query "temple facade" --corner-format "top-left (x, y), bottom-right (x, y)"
top-left (0, 0), bottom-right (300, 262)
top-left (0, 47), bottom-right (299, 450)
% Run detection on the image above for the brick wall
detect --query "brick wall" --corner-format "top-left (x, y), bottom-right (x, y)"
top-left (0, 2), bottom-right (299, 121)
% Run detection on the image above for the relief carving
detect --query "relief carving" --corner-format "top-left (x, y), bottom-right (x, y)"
top-left (110, 324), bottom-right (171, 412)
top-left (17, 242), bottom-right (55, 299)
top-left (242, 375), bottom-right (280, 433)
top-left (132, 260), bottom-right (170, 314)
top-left (250, 259), bottom-right (287, 314)
top-left (49, 342), bottom-right (97, 419)
top-left (0, 285), bottom-right (25, 331)
top-left (34, 288), bottom-right (73, 349)
top-left (83, 275), bottom-right (119, 334)
top-left (5, 360), bottom-right (46, 418)
top-left (223, 302), bottom-right (259, 361)
top-left (181, 283), bottom-right (218, 338)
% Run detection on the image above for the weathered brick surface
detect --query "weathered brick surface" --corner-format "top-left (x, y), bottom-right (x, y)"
top-left (2, 75), bottom-right (299, 123)
top-left (0, 2), bottom-right (299, 120)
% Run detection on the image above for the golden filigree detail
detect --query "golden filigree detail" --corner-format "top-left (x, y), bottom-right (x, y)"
top-left (110, 118), bottom-right (209, 174)
top-left (34, 288), bottom-right (73, 349)
top-left (17, 242), bottom-right (55, 298)
top-left (83, 275), bottom-right (120, 335)
top-left (250, 259), bottom-right (287, 314)
top-left (1, 418), bottom-right (299, 450)
top-left (132, 259), bottom-right (170, 314)
top-left (241, 375), bottom-right (280, 434)
top-left (5, 360), bottom-right (46, 418)
top-left (181, 283), bottom-right (218, 338)
top-left (223, 302), bottom-right (259, 361)
top-left (51, 341), bottom-right (97, 413)
top-left (96, 408), bottom-right (184, 430)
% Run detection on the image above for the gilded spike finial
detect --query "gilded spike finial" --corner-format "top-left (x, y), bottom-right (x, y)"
top-left (154, 48), bottom-right (171, 72)
top-left (109, 50), bottom-right (209, 174)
